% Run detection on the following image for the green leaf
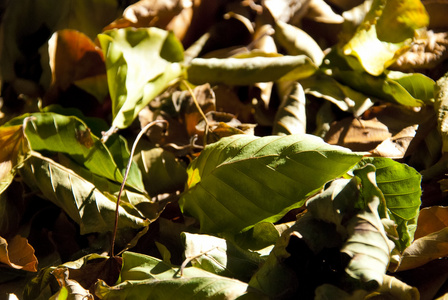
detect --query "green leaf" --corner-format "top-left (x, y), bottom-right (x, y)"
top-left (18, 153), bottom-right (149, 235)
top-left (179, 134), bottom-right (364, 234)
top-left (7, 113), bottom-right (144, 191)
top-left (341, 0), bottom-right (429, 75)
top-left (0, 122), bottom-right (31, 194)
top-left (98, 27), bottom-right (184, 130)
top-left (95, 251), bottom-right (265, 299)
top-left (332, 69), bottom-right (433, 107)
top-left (272, 82), bottom-right (307, 135)
top-left (359, 157), bottom-right (422, 251)
top-left (186, 55), bottom-right (317, 86)
top-left (181, 232), bottom-right (263, 282)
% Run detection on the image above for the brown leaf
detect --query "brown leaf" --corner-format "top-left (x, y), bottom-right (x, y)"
top-left (414, 206), bottom-right (448, 239)
top-left (0, 235), bottom-right (38, 272)
top-left (398, 227), bottom-right (448, 271)
top-left (324, 117), bottom-right (392, 151)
top-left (371, 125), bottom-right (418, 159)
top-left (45, 29), bottom-right (106, 103)
top-left (0, 123), bottom-right (31, 194)
top-left (104, 0), bottom-right (191, 41)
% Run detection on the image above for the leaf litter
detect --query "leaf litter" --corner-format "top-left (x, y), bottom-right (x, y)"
top-left (0, 0), bottom-right (448, 299)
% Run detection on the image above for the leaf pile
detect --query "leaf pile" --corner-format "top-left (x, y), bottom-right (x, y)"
top-left (1, 0), bottom-right (448, 299)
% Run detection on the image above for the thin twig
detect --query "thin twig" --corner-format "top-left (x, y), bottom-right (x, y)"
top-left (181, 80), bottom-right (210, 146)
top-left (177, 247), bottom-right (218, 277)
top-left (110, 120), bottom-right (168, 257)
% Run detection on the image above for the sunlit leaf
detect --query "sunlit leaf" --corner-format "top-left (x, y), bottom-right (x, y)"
top-left (365, 274), bottom-right (420, 299)
top-left (0, 235), bottom-right (38, 272)
top-left (341, 0), bottom-right (429, 75)
top-left (187, 55), bottom-right (317, 86)
top-left (274, 20), bottom-right (324, 66)
top-left (181, 232), bottom-right (263, 282)
top-left (332, 69), bottom-right (434, 107)
top-left (98, 27), bottom-right (184, 131)
top-left (435, 71), bottom-right (448, 153)
top-left (360, 157), bottom-right (422, 251)
top-left (180, 134), bottom-right (364, 234)
top-left (272, 82), bottom-right (306, 135)
top-left (0, 123), bottom-right (31, 194)
top-left (7, 113), bottom-right (144, 191)
top-left (95, 251), bottom-right (265, 299)
top-left (18, 153), bottom-right (149, 235)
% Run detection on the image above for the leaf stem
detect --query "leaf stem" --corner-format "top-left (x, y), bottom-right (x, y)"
top-left (110, 120), bottom-right (168, 257)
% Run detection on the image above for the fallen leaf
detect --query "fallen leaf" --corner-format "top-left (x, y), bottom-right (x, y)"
top-left (414, 206), bottom-right (448, 239)
top-left (0, 235), bottom-right (38, 272)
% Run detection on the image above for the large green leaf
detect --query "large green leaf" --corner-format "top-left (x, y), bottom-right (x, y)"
top-left (18, 153), bottom-right (149, 234)
top-left (7, 113), bottom-right (144, 190)
top-left (359, 157), bottom-right (422, 251)
top-left (341, 0), bottom-right (428, 75)
top-left (95, 251), bottom-right (265, 299)
top-left (186, 55), bottom-right (317, 86)
top-left (179, 134), bottom-right (364, 234)
top-left (98, 27), bottom-right (184, 130)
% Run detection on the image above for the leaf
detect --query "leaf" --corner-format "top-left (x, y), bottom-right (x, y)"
top-left (18, 153), bottom-right (149, 235)
top-left (50, 267), bottom-right (93, 300)
top-left (360, 157), bottom-right (422, 251)
top-left (398, 227), bottom-right (448, 271)
top-left (98, 27), bottom-right (184, 130)
top-left (366, 274), bottom-right (420, 299)
top-left (341, 0), bottom-right (429, 75)
top-left (272, 82), bottom-right (307, 135)
top-left (181, 232), bottom-right (263, 282)
top-left (7, 113), bottom-right (144, 191)
top-left (301, 73), bottom-right (374, 117)
top-left (0, 235), bottom-right (38, 272)
top-left (274, 20), bottom-right (324, 66)
top-left (435, 71), bottom-right (448, 153)
top-left (414, 206), bottom-right (448, 239)
top-left (180, 134), bottom-right (364, 234)
top-left (95, 251), bottom-right (265, 299)
top-left (0, 122), bottom-right (31, 194)
top-left (332, 69), bottom-right (434, 107)
top-left (186, 55), bottom-right (317, 86)
top-left (44, 29), bottom-right (106, 103)
top-left (133, 145), bottom-right (187, 197)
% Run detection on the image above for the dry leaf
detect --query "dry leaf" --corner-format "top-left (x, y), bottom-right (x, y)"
top-left (0, 235), bottom-right (38, 272)
top-left (414, 206), bottom-right (448, 239)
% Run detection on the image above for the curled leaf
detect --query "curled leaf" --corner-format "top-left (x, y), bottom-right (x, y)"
top-left (0, 235), bottom-right (38, 272)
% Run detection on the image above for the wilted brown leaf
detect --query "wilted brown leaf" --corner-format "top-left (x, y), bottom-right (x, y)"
top-left (0, 235), bottom-right (38, 272)
top-left (414, 206), bottom-right (448, 239)
top-left (51, 267), bottom-right (94, 299)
